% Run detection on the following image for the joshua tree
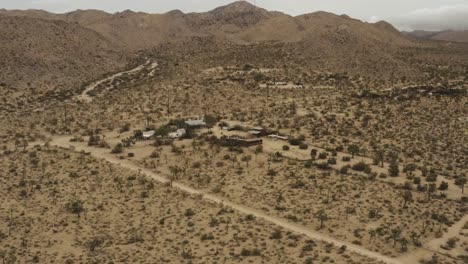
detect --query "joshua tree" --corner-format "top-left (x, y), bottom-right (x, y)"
top-left (368, 229), bottom-right (376, 242)
top-left (400, 237), bottom-right (408, 252)
top-left (374, 148), bottom-right (385, 167)
top-left (402, 190), bottom-right (413, 208)
top-left (310, 149), bottom-right (317, 160)
top-left (388, 159), bottom-right (399, 177)
top-left (348, 144), bottom-right (359, 158)
top-left (389, 228), bottom-right (402, 247)
top-left (241, 155), bottom-right (252, 167)
top-left (410, 231), bottom-right (421, 246)
top-left (455, 177), bottom-right (466, 194)
top-left (315, 209), bottom-right (328, 230)
top-left (427, 183), bottom-right (437, 201)
top-left (345, 206), bottom-right (355, 220)
top-left (403, 163), bottom-right (417, 177)
top-left (66, 199), bottom-right (84, 218)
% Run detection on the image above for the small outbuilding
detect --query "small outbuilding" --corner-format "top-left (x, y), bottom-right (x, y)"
top-left (185, 119), bottom-right (207, 128)
top-left (249, 127), bottom-right (268, 137)
top-left (227, 136), bottom-right (263, 147)
top-left (142, 130), bottom-right (155, 139)
top-left (169, 128), bottom-right (186, 139)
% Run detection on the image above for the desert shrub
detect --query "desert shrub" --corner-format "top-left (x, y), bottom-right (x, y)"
top-left (290, 180), bottom-right (306, 189)
top-left (316, 162), bottom-right (330, 170)
top-left (111, 143), bottom-right (123, 154)
top-left (342, 156), bottom-right (351, 162)
top-left (66, 199), bottom-right (84, 217)
top-left (245, 214), bottom-right (255, 221)
top-left (119, 123), bottom-right (131, 133)
top-left (85, 237), bottom-right (105, 252)
top-left (427, 174), bottom-right (438, 182)
top-left (289, 138), bottom-right (302, 146)
top-left (318, 152), bottom-right (328, 159)
top-left (299, 143), bottom-right (308, 150)
top-left (439, 181), bottom-right (449, 190)
top-left (282, 145), bottom-right (290, 151)
top-left (201, 233), bottom-right (214, 241)
top-left (352, 161), bottom-right (369, 172)
top-left (340, 166), bottom-right (349, 174)
top-left (267, 169), bottom-right (277, 176)
top-left (184, 208), bottom-right (195, 217)
top-left (270, 229), bottom-right (282, 239)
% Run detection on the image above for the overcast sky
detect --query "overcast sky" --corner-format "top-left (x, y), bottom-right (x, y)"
top-left (1, 0), bottom-right (467, 31)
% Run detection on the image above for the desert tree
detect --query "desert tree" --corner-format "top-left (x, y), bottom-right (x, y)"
top-left (388, 159), bottom-right (399, 177)
top-left (348, 144), bottom-right (359, 158)
top-left (400, 237), bottom-right (408, 252)
top-left (345, 206), bottom-right (355, 220)
top-left (368, 229), bottom-right (376, 242)
top-left (310, 149), bottom-right (317, 160)
top-left (66, 199), bottom-right (84, 219)
top-left (401, 190), bottom-right (413, 208)
top-left (241, 155), bottom-right (252, 167)
top-left (410, 231), bottom-right (421, 246)
top-left (403, 163), bottom-right (417, 177)
top-left (389, 228), bottom-right (402, 247)
top-left (455, 177), bottom-right (466, 194)
top-left (427, 183), bottom-right (437, 201)
top-left (315, 209), bottom-right (328, 230)
top-left (373, 148), bottom-right (385, 167)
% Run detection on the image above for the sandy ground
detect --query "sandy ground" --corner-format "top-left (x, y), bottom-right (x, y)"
top-left (49, 135), bottom-right (402, 264)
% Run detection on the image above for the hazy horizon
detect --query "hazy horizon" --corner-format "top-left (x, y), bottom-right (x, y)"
top-left (1, 0), bottom-right (467, 31)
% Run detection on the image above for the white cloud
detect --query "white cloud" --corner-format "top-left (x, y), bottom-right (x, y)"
top-left (368, 16), bottom-right (380, 23)
top-left (391, 4), bottom-right (468, 31)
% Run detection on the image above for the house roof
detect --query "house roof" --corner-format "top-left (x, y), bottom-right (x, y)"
top-left (142, 130), bottom-right (155, 138)
top-left (185, 119), bottom-right (206, 126)
top-left (251, 127), bottom-right (265, 131)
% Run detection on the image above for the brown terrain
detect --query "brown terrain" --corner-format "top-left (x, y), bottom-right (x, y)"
top-left (406, 30), bottom-right (468, 43)
top-left (0, 1), bottom-right (467, 264)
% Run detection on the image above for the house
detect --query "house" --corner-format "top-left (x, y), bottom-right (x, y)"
top-left (185, 119), bottom-right (207, 128)
top-left (249, 127), bottom-right (268, 137)
top-left (142, 130), bottom-right (155, 139)
top-left (228, 136), bottom-right (263, 147)
top-left (169, 129), bottom-right (186, 139)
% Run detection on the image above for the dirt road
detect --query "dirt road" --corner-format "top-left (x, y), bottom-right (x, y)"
top-left (78, 60), bottom-right (158, 102)
top-left (49, 135), bottom-right (403, 264)
top-left (398, 214), bottom-right (468, 263)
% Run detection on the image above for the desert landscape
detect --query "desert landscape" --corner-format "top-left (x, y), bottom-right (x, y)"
top-left (0, 1), bottom-right (467, 263)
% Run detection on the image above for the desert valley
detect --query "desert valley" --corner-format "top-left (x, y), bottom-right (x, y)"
top-left (0, 1), bottom-right (467, 263)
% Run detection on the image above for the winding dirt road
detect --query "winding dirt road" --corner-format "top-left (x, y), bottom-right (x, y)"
top-left (49, 135), bottom-right (403, 264)
top-left (78, 60), bottom-right (158, 102)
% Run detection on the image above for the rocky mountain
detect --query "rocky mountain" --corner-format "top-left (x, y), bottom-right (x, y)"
top-left (0, 14), bottom-right (127, 97)
top-left (405, 30), bottom-right (468, 43)
top-left (0, 1), bottom-right (467, 93)
top-left (0, 2), bottom-right (413, 49)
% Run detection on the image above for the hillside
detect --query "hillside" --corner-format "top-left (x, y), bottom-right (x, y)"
top-left (1, 2), bottom-right (414, 49)
top-left (406, 30), bottom-right (468, 43)
top-left (0, 15), bottom-right (127, 98)
top-left (1, 1), bottom-right (467, 89)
